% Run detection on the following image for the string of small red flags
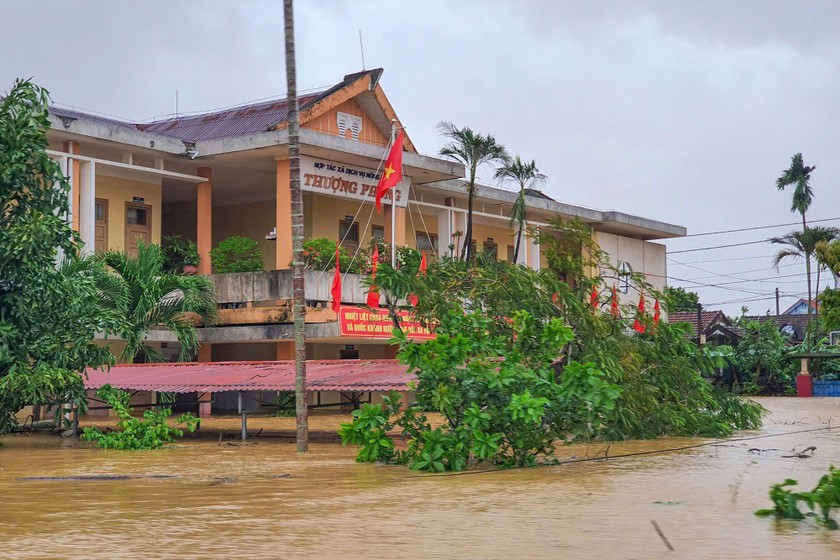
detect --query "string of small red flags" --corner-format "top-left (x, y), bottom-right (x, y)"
top-left (610, 285), bottom-right (619, 318)
top-left (331, 247), bottom-right (342, 314)
top-left (633, 291), bottom-right (646, 333)
top-left (408, 250), bottom-right (428, 307)
top-left (365, 245), bottom-right (380, 307)
top-left (375, 131), bottom-right (405, 212)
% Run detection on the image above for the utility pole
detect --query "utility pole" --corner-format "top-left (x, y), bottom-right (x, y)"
top-left (695, 302), bottom-right (703, 347)
top-left (284, 0), bottom-right (308, 452)
top-left (775, 287), bottom-right (780, 316)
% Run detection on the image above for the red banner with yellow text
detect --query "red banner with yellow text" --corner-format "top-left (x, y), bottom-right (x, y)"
top-left (339, 306), bottom-right (435, 340)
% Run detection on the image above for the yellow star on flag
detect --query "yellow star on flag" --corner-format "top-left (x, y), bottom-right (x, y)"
top-left (383, 164), bottom-right (395, 180)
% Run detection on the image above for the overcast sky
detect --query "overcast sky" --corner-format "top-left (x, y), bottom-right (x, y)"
top-left (3, 0), bottom-right (839, 316)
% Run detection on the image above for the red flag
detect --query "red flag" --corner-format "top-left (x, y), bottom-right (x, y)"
top-left (552, 292), bottom-right (559, 304)
top-left (610, 285), bottom-right (619, 318)
top-left (331, 247), bottom-right (341, 314)
top-left (408, 250), bottom-right (427, 307)
top-left (653, 299), bottom-right (661, 325)
top-left (366, 245), bottom-right (380, 307)
top-left (633, 292), bottom-right (646, 333)
top-left (375, 131), bottom-right (404, 212)
top-left (590, 285), bottom-right (599, 312)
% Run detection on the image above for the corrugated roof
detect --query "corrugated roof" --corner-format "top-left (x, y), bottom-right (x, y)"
top-left (48, 69), bottom-right (387, 143)
top-left (135, 92), bottom-right (324, 142)
top-left (83, 359), bottom-right (413, 393)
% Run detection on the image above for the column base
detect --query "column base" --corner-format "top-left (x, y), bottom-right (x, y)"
top-left (796, 375), bottom-right (813, 397)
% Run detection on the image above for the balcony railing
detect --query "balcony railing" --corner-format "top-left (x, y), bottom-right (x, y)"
top-left (207, 271), bottom-right (371, 325)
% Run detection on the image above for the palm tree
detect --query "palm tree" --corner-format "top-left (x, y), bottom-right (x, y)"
top-left (284, 0), bottom-right (308, 451)
top-left (438, 122), bottom-right (508, 261)
top-left (771, 226), bottom-right (839, 318)
top-left (775, 153), bottom-right (816, 331)
top-left (98, 241), bottom-right (217, 363)
top-left (494, 156), bottom-right (547, 264)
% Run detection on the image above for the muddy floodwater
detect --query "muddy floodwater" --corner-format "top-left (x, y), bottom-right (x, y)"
top-left (2, 398), bottom-right (840, 559)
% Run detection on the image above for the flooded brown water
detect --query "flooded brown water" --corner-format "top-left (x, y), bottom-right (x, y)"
top-left (2, 398), bottom-right (840, 559)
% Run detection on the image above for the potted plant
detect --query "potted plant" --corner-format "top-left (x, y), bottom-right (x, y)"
top-left (162, 235), bottom-right (201, 275)
top-left (182, 241), bottom-right (200, 275)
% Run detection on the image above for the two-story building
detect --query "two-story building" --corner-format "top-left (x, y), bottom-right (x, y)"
top-left (50, 69), bottom-right (685, 413)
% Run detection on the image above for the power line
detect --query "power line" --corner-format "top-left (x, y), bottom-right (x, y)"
top-left (670, 239), bottom-right (769, 254)
top-left (681, 216), bottom-right (840, 238)
top-left (672, 254), bottom-right (776, 264)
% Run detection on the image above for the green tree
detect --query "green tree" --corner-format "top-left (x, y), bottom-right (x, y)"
top-left (0, 79), bottom-right (116, 432)
top-left (733, 320), bottom-right (792, 394)
top-left (98, 241), bottom-right (217, 363)
top-left (438, 122), bottom-right (508, 261)
top-left (494, 156), bottom-right (547, 263)
top-left (343, 219), bottom-right (764, 470)
top-left (663, 286), bottom-right (700, 312)
top-left (775, 153), bottom-right (817, 334)
top-left (770, 226), bottom-right (839, 309)
top-left (815, 238), bottom-right (840, 289)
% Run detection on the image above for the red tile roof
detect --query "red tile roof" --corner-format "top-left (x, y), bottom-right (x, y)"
top-left (667, 310), bottom-right (730, 335)
top-left (83, 359), bottom-right (413, 394)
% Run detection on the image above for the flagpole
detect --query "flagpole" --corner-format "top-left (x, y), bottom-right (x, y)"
top-left (390, 119), bottom-right (397, 268)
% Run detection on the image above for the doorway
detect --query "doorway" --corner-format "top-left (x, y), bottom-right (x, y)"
top-left (125, 202), bottom-right (152, 258)
top-left (94, 198), bottom-right (108, 252)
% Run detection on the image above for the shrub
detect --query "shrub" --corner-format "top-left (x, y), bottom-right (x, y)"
top-left (756, 466), bottom-right (840, 529)
top-left (81, 385), bottom-right (198, 450)
top-left (210, 236), bottom-right (263, 273)
top-left (301, 237), bottom-right (369, 274)
top-left (161, 235), bottom-right (200, 272)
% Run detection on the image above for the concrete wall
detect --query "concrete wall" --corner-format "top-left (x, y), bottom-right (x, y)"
top-left (95, 174), bottom-right (162, 250)
top-left (594, 231), bottom-right (667, 306)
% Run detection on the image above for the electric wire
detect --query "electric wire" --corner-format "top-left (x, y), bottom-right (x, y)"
top-left (680, 216), bottom-right (840, 238)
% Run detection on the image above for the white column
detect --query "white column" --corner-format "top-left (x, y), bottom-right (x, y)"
top-left (527, 226), bottom-right (541, 270)
top-left (453, 210), bottom-right (467, 259)
top-left (436, 208), bottom-right (454, 259)
top-left (79, 161), bottom-right (96, 252)
top-left (516, 220), bottom-right (529, 266)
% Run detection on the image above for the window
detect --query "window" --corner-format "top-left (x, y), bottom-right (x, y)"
top-left (416, 231), bottom-right (438, 254)
top-left (126, 206), bottom-right (147, 226)
top-left (339, 219), bottom-right (359, 251)
top-left (372, 225), bottom-right (385, 241)
top-left (507, 245), bottom-right (515, 262)
top-left (337, 112), bottom-right (363, 140)
top-left (95, 200), bottom-right (107, 222)
top-left (483, 238), bottom-right (498, 261)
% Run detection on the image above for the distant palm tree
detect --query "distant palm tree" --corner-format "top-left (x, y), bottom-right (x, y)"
top-left (438, 122), bottom-right (508, 261)
top-left (494, 156), bottom-right (547, 264)
top-left (98, 241), bottom-right (217, 363)
top-left (775, 153), bottom-right (816, 331)
top-left (771, 226), bottom-right (839, 316)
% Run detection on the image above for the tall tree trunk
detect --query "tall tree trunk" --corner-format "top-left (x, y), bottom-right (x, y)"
top-left (513, 224), bottom-right (522, 264)
top-left (284, 0), bottom-right (308, 452)
top-left (803, 212), bottom-right (812, 342)
top-left (462, 165), bottom-right (477, 261)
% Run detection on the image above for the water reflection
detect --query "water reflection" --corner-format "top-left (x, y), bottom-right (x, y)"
top-left (1, 398), bottom-right (839, 559)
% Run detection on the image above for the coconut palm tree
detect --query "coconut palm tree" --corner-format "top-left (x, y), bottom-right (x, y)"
top-left (284, 0), bottom-right (308, 451)
top-left (494, 156), bottom-right (547, 264)
top-left (98, 241), bottom-right (217, 363)
top-left (438, 122), bottom-right (508, 261)
top-left (775, 153), bottom-right (817, 331)
top-left (771, 226), bottom-right (839, 316)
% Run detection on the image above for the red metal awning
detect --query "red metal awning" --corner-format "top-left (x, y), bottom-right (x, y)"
top-left (83, 360), bottom-right (414, 394)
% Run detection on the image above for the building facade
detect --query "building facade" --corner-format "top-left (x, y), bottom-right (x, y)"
top-left (48, 69), bottom-right (685, 413)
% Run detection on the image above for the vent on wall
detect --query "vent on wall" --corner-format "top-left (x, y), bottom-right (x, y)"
top-left (337, 111), bottom-right (362, 140)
